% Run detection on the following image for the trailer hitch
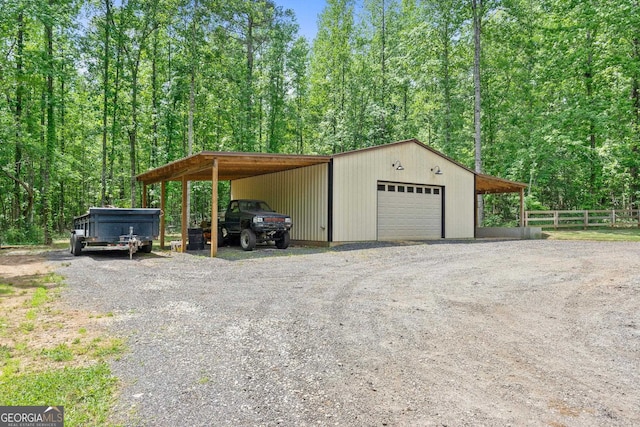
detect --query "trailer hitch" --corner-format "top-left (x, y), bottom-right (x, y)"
top-left (120, 226), bottom-right (142, 260)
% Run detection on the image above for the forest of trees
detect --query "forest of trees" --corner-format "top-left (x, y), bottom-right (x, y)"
top-left (1, 0), bottom-right (639, 243)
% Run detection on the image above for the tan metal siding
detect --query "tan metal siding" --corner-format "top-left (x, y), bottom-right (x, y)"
top-left (332, 142), bottom-right (475, 241)
top-left (231, 164), bottom-right (328, 242)
top-left (443, 165), bottom-right (475, 238)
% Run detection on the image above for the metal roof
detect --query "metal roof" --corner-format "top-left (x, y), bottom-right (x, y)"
top-left (136, 141), bottom-right (527, 194)
top-left (476, 173), bottom-right (527, 194)
top-left (137, 151), bottom-right (332, 185)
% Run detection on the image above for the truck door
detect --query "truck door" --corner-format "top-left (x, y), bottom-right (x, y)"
top-left (225, 201), bottom-right (242, 233)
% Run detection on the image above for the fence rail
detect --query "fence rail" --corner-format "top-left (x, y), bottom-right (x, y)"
top-left (524, 210), bottom-right (640, 229)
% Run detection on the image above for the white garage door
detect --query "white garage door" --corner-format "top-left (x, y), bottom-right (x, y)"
top-left (377, 182), bottom-right (442, 240)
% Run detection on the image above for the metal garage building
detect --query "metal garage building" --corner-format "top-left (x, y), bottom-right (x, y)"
top-left (137, 139), bottom-right (526, 256)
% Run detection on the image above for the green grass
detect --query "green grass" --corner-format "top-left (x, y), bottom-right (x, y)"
top-left (90, 338), bottom-right (125, 359)
top-left (36, 272), bottom-right (66, 287)
top-left (0, 363), bottom-right (118, 426)
top-left (543, 228), bottom-right (640, 241)
top-left (0, 283), bottom-right (15, 295)
top-left (42, 344), bottom-right (74, 362)
top-left (31, 287), bottom-right (49, 307)
top-left (19, 321), bottom-right (35, 332)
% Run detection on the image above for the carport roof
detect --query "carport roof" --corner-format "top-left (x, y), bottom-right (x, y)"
top-left (137, 151), bottom-right (332, 185)
top-left (476, 174), bottom-right (527, 194)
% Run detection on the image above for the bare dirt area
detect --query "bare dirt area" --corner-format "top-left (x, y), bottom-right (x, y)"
top-left (0, 249), bottom-right (115, 372)
top-left (45, 240), bottom-right (640, 426)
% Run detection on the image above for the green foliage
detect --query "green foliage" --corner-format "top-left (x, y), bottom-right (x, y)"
top-left (524, 195), bottom-right (548, 211)
top-left (1, 0), bottom-right (639, 229)
top-left (30, 288), bottom-right (48, 308)
top-left (545, 228), bottom-right (640, 242)
top-left (91, 338), bottom-right (125, 358)
top-left (41, 344), bottom-right (73, 362)
top-left (0, 284), bottom-right (14, 296)
top-left (1, 227), bottom-right (44, 246)
top-left (0, 364), bottom-right (117, 426)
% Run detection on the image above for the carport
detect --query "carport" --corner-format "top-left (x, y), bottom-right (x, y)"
top-left (475, 173), bottom-right (528, 227)
top-left (136, 152), bottom-right (331, 257)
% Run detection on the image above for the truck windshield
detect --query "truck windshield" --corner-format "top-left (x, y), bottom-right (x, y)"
top-left (239, 201), bottom-right (273, 212)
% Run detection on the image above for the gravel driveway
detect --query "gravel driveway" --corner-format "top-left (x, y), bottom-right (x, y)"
top-left (52, 240), bottom-right (640, 426)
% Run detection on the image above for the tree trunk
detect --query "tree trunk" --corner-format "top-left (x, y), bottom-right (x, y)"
top-left (59, 57), bottom-right (66, 232)
top-left (631, 36), bottom-right (640, 208)
top-left (129, 63), bottom-right (139, 208)
top-left (472, 0), bottom-right (483, 225)
top-left (13, 10), bottom-right (25, 225)
top-left (187, 0), bottom-right (198, 227)
top-left (109, 35), bottom-right (122, 197)
top-left (151, 30), bottom-right (159, 167)
top-left (585, 29), bottom-right (597, 203)
top-left (101, 0), bottom-right (111, 206)
top-left (43, 0), bottom-right (55, 245)
top-left (442, 18), bottom-right (452, 151)
top-left (245, 14), bottom-right (255, 152)
top-left (379, 0), bottom-right (387, 143)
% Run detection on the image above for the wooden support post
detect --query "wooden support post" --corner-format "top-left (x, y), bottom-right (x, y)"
top-left (519, 188), bottom-right (525, 227)
top-left (160, 181), bottom-right (166, 250)
top-left (211, 159), bottom-right (218, 257)
top-left (584, 211), bottom-right (588, 229)
top-left (181, 176), bottom-right (187, 253)
top-left (474, 191), bottom-right (478, 228)
top-left (142, 184), bottom-right (147, 208)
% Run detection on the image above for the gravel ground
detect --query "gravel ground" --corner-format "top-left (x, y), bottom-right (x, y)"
top-left (49, 240), bottom-right (640, 426)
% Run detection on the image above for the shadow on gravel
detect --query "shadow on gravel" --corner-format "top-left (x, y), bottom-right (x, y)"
top-left (46, 249), bottom-right (163, 262)
top-left (182, 238), bottom-right (519, 261)
top-left (43, 238), bottom-right (520, 263)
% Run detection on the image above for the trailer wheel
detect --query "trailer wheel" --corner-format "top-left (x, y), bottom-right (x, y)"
top-left (240, 228), bottom-right (256, 251)
top-left (141, 242), bottom-right (153, 253)
top-left (71, 235), bottom-right (83, 256)
top-left (275, 231), bottom-right (290, 249)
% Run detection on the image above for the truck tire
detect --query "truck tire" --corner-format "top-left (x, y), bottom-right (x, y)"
top-left (71, 235), bottom-right (83, 256)
top-left (275, 231), bottom-right (290, 249)
top-left (240, 228), bottom-right (256, 251)
top-left (141, 242), bottom-right (153, 253)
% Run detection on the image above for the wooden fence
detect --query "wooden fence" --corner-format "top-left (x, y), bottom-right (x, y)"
top-left (524, 210), bottom-right (640, 229)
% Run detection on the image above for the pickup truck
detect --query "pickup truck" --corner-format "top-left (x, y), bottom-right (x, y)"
top-left (218, 199), bottom-right (292, 251)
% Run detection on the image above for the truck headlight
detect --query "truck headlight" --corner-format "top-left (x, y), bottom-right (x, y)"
top-left (253, 217), bottom-right (264, 223)
top-left (285, 218), bottom-right (291, 223)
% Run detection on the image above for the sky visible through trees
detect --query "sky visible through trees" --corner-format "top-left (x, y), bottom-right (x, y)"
top-left (1, 0), bottom-right (639, 243)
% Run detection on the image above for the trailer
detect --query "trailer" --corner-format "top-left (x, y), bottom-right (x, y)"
top-left (70, 208), bottom-right (161, 258)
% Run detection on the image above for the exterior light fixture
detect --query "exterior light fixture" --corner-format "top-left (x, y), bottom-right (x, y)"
top-left (392, 161), bottom-right (404, 171)
top-left (431, 165), bottom-right (443, 175)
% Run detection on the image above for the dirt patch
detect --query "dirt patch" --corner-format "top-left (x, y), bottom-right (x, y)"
top-left (0, 252), bottom-right (51, 287)
top-left (0, 249), bottom-right (116, 373)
